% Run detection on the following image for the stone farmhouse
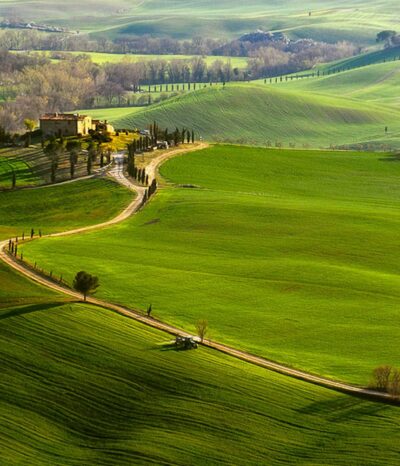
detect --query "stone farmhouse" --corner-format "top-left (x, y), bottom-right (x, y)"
top-left (39, 113), bottom-right (114, 137)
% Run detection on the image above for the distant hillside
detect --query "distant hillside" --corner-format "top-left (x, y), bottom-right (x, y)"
top-left (320, 46), bottom-right (400, 72)
top-left (279, 61), bottom-right (400, 106)
top-left (1, 0), bottom-right (399, 44)
top-left (111, 83), bottom-right (400, 148)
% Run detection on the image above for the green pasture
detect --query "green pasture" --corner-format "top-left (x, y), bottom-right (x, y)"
top-left (20, 145), bottom-right (400, 384)
top-left (110, 83), bottom-right (400, 148)
top-left (42, 50), bottom-right (249, 68)
top-left (1, 261), bottom-right (400, 464)
top-left (277, 61), bottom-right (400, 106)
top-left (319, 45), bottom-right (400, 72)
top-left (0, 177), bottom-right (132, 240)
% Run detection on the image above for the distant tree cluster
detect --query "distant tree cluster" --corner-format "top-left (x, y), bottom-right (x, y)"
top-left (376, 30), bottom-right (400, 48)
top-left (247, 40), bottom-right (358, 79)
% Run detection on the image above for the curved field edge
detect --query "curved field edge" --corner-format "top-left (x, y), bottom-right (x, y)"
top-left (1, 293), bottom-right (400, 465)
top-left (0, 177), bottom-right (133, 241)
top-left (19, 145), bottom-right (400, 384)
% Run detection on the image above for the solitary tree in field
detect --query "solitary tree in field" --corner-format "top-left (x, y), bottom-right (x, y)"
top-left (195, 319), bottom-right (208, 343)
top-left (73, 271), bottom-right (99, 301)
top-left (147, 304), bottom-right (153, 317)
top-left (372, 365), bottom-right (392, 391)
top-left (24, 118), bottom-right (36, 147)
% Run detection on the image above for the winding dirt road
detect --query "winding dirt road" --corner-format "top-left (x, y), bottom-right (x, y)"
top-left (0, 142), bottom-right (394, 403)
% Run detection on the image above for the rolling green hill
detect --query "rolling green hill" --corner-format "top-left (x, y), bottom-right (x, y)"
top-left (1, 178), bottom-right (399, 463)
top-left (320, 45), bottom-right (400, 72)
top-left (2, 273), bottom-right (400, 464)
top-left (279, 61), bottom-right (400, 106)
top-left (1, 0), bottom-right (399, 43)
top-left (110, 83), bottom-right (400, 148)
top-left (20, 145), bottom-right (400, 384)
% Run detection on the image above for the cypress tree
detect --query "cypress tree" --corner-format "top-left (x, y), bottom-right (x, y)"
top-left (30, 228), bottom-right (34, 239)
top-left (87, 154), bottom-right (92, 175)
top-left (191, 130), bottom-right (195, 143)
top-left (11, 171), bottom-right (16, 189)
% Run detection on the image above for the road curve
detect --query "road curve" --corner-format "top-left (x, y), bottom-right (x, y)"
top-left (0, 142), bottom-right (395, 404)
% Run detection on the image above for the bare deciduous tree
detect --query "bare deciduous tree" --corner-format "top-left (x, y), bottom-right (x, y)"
top-left (195, 319), bottom-right (209, 343)
top-left (372, 365), bottom-right (392, 392)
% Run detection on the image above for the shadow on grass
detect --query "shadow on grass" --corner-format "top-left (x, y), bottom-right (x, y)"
top-left (379, 154), bottom-right (400, 162)
top-left (296, 394), bottom-right (387, 421)
top-left (0, 302), bottom-right (63, 320)
top-left (159, 342), bottom-right (195, 352)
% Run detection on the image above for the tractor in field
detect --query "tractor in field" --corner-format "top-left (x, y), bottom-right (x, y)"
top-left (175, 335), bottom-right (198, 350)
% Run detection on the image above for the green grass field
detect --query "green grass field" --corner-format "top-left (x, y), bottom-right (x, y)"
top-left (1, 0), bottom-right (399, 43)
top-left (38, 50), bottom-right (249, 67)
top-left (105, 82), bottom-right (400, 148)
top-left (19, 145), bottom-right (400, 384)
top-left (319, 45), bottom-right (400, 72)
top-left (278, 61), bottom-right (400, 106)
top-left (1, 260), bottom-right (400, 464)
top-left (0, 177), bottom-right (132, 240)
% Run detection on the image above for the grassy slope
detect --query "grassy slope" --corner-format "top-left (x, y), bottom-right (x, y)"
top-left (0, 0), bottom-right (399, 43)
top-left (0, 177), bottom-right (132, 240)
top-left (278, 61), bottom-right (400, 106)
top-left (320, 45), bottom-right (400, 72)
top-left (1, 146), bottom-right (400, 464)
top-left (1, 282), bottom-right (400, 465)
top-left (111, 83), bottom-right (400, 148)
top-left (20, 145), bottom-right (400, 384)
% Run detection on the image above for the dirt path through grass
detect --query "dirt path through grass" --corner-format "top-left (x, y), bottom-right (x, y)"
top-left (0, 142), bottom-right (394, 404)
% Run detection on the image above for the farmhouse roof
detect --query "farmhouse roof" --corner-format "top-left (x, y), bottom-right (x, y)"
top-left (39, 113), bottom-right (88, 121)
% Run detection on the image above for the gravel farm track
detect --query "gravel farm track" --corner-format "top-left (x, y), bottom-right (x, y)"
top-left (0, 142), bottom-right (395, 404)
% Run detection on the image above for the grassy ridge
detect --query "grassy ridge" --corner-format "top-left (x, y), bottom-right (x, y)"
top-left (279, 61), bottom-right (400, 106)
top-left (20, 145), bottom-right (400, 383)
top-left (320, 45), bottom-right (400, 72)
top-left (2, 294), bottom-right (400, 464)
top-left (111, 83), bottom-right (400, 147)
top-left (0, 177), bottom-right (132, 241)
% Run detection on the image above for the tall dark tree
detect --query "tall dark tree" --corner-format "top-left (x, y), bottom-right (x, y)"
top-left (44, 140), bottom-right (63, 184)
top-left (66, 140), bottom-right (81, 179)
